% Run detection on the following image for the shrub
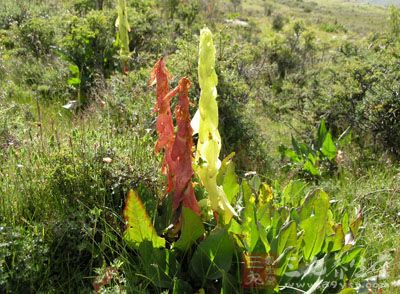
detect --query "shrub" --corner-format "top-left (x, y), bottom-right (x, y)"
top-left (60, 10), bottom-right (117, 102)
top-left (272, 13), bottom-right (285, 31)
top-left (18, 17), bottom-right (55, 57)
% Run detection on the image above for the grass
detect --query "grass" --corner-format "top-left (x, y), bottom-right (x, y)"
top-left (0, 69), bottom-right (163, 291)
top-left (241, 0), bottom-right (388, 35)
top-left (324, 165), bottom-right (400, 270)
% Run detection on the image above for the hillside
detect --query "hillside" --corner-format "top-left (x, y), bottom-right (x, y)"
top-left (1, 0), bottom-right (399, 293)
top-left (359, 0), bottom-right (400, 6)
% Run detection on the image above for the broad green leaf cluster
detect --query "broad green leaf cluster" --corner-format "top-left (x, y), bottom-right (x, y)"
top-left (279, 119), bottom-right (348, 178)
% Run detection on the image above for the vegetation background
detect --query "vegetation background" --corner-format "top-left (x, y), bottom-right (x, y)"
top-left (0, 0), bottom-right (399, 293)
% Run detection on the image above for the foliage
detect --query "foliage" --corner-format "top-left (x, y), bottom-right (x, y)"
top-left (279, 119), bottom-right (343, 178)
top-left (0, 224), bottom-right (49, 292)
top-left (121, 28), bottom-right (364, 293)
top-left (272, 13), bottom-right (286, 31)
top-left (18, 17), bottom-right (55, 57)
top-left (122, 181), bottom-right (364, 293)
top-left (60, 10), bottom-right (117, 102)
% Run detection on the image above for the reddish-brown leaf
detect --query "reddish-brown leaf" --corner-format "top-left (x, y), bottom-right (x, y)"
top-left (170, 77), bottom-right (201, 215)
top-left (149, 58), bottom-right (175, 192)
top-left (150, 59), bottom-right (200, 215)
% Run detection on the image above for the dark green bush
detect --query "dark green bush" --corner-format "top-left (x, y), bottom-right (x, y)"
top-left (18, 17), bottom-right (55, 57)
top-left (272, 13), bottom-right (286, 31)
top-left (60, 10), bottom-right (117, 101)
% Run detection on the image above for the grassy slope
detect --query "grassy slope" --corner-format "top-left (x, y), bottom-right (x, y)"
top-left (242, 0), bottom-right (388, 33)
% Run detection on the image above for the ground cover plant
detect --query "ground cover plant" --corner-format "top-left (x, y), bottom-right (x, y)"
top-left (0, 0), bottom-right (399, 293)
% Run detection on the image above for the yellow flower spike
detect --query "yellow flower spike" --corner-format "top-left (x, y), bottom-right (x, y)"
top-left (195, 27), bottom-right (237, 223)
top-left (116, 0), bottom-right (130, 72)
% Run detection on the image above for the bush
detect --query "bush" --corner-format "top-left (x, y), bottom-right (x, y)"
top-left (272, 13), bottom-right (285, 31)
top-left (0, 0), bottom-right (61, 29)
top-left (60, 10), bottom-right (117, 101)
top-left (18, 17), bottom-right (55, 57)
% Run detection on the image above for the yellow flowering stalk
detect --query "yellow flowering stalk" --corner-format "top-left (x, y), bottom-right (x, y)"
top-left (195, 27), bottom-right (237, 223)
top-left (116, 0), bottom-right (130, 73)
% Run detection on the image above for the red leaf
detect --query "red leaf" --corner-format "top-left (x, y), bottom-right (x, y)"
top-left (170, 77), bottom-right (200, 215)
top-left (149, 58), bottom-right (175, 192)
top-left (150, 59), bottom-right (200, 215)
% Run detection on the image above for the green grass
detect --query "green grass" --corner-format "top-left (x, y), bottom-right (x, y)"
top-left (242, 0), bottom-right (388, 35)
top-left (322, 164), bottom-right (400, 289)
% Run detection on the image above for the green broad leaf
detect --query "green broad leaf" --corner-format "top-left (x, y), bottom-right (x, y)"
top-left (291, 135), bottom-right (301, 155)
top-left (279, 145), bottom-right (301, 162)
top-left (339, 288), bottom-right (357, 294)
top-left (256, 203), bottom-right (274, 252)
top-left (282, 180), bottom-right (307, 207)
top-left (67, 77), bottom-right (81, 87)
top-left (298, 142), bottom-right (310, 157)
top-left (285, 148), bottom-right (301, 162)
top-left (257, 222), bottom-right (271, 252)
top-left (299, 190), bottom-right (329, 220)
top-left (242, 180), bottom-right (252, 204)
top-left (323, 224), bottom-right (345, 253)
top-left (68, 64), bottom-right (80, 76)
top-left (190, 228), bottom-right (234, 280)
top-left (277, 221), bottom-right (297, 257)
top-left (242, 192), bottom-right (259, 252)
top-left (123, 190), bottom-right (165, 249)
top-left (320, 132), bottom-right (337, 160)
top-left (138, 241), bottom-right (179, 288)
top-left (340, 247), bottom-right (364, 265)
top-left (326, 210), bottom-right (336, 235)
top-left (270, 209), bottom-right (284, 240)
top-left (331, 225), bottom-right (345, 252)
top-left (299, 190), bottom-right (330, 261)
top-left (217, 152), bottom-right (235, 185)
top-left (307, 152), bottom-right (317, 165)
top-left (317, 119), bottom-right (328, 148)
top-left (274, 221), bottom-right (298, 276)
top-left (259, 183), bottom-right (273, 205)
top-left (257, 203), bottom-right (272, 229)
top-left (219, 154), bottom-right (239, 203)
top-left (228, 219), bottom-right (242, 235)
top-left (274, 246), bottom-right (296, 278)
top-left (174, 207), bottom-right (205, 251)
top-left (249, 174), bottom-right (261, 192)
top-left (303, 160), bottom-right (321, 176)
